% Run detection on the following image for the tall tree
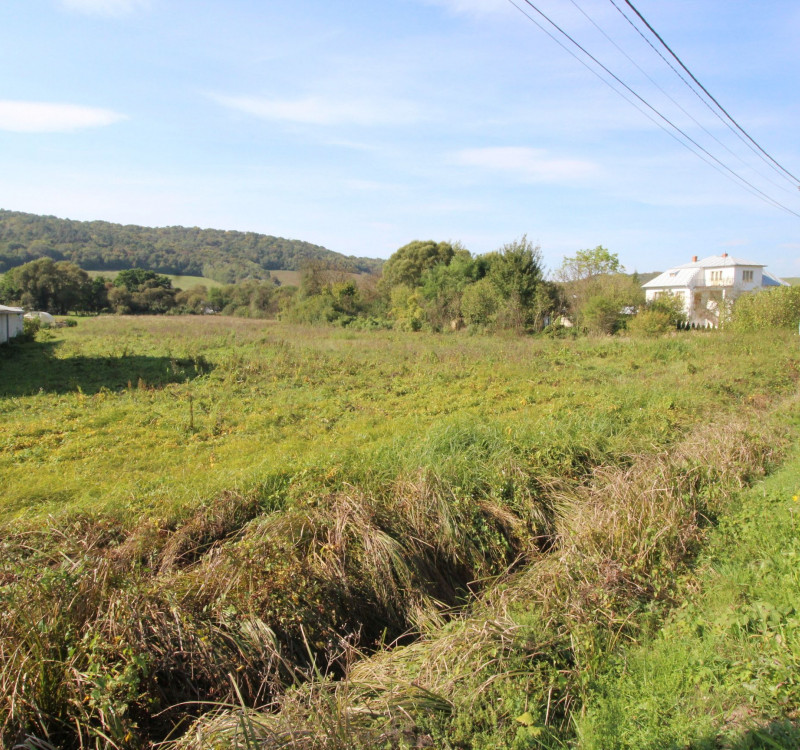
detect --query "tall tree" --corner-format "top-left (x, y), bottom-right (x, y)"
top-left (485, 236), bottom-right (553, 332)
top-left (380, 240), bottom-right (455, 292)
top-left (555, 246), bottom-right (636, 327)
top-left (3, 257), bottom-right (92, 314)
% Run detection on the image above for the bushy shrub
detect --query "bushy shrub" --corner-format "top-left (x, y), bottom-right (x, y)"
top-left (730, 285), bottom-right (800, 332)
top-left (21, 316), bottom-right (41, 341)
top-left (460, 277), bottom-right (500, 329)
top-left (627, 309), bottom-right (674, 338)
top-left (582, 295), bottom-right (624, 335)
top-left (648, 291), bottom-right (687, 326)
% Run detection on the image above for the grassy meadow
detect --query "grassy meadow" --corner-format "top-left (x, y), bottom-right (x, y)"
top-left (1, 317), bottom-right (799, 748)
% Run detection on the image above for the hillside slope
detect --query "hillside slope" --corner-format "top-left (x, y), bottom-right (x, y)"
top-left (0, 209), bottom-right (383, 283)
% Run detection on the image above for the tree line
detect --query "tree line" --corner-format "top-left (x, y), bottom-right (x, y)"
top-left (283, 238), bottom-right (653, 334)
top-left (0, 259), bottom-right (279, 316)
top-left (0, 238), bottom-right (699, 335)
top-left (0, 209), bottom-right (382, 283)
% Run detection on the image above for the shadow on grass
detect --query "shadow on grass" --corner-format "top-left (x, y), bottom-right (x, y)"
top-left (690, 719), bottom-right (800, 749)
top-left (0, 339), bottom-right (212, 396)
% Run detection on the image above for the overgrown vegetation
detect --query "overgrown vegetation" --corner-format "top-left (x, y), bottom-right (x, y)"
top-left (728, 284), bottom-right (800, 332)
top-left (1, 319), bottom-right (798, 748)
top-left (578, 448), bottom-right (800, 749)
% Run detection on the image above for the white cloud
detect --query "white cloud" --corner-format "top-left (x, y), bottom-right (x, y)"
top-left (210, 94), bottom-right (421, 127)
top-left (453, 146), bottom-right (599, 183)
top-left (59, 0), bottom-right (149, 16)
top-left (0, 101), bottom-right (127, 133)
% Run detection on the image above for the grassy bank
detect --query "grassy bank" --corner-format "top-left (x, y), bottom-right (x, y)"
top-left (1, 318), bottom-right (798, 748)
top-left (578, 447), bottom-right (800, 749)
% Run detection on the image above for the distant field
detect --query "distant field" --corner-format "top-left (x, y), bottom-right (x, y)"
top-left (783, 276), bottom-right (800, 286)
top-left (85, 270), bottom-right (225, 289)
top-left (268, 269), bottom-right (301, 286)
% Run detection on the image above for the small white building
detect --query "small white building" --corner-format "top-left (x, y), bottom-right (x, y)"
top-left (643, 254), bottom-right (787, 327)
top-left (0, 305), bottom-right (24, 344)
top-left (24, 311), bottom-right (55, 326)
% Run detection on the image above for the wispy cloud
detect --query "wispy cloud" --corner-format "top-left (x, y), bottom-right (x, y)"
top-left (417, 0), bottom-right (508, 17)
top-left (344, 179), bottom-right (399, 192)
top-left (210, 94), bottom-right (421, 127)
top-left (453, 146), bottom-right (599, 183)
top-left (59, 0), bottom-right (149, 16)
top-left (0, 101), bottom-right (127, 133)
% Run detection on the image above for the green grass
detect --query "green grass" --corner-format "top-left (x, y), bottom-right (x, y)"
top-left (2, 319), bottom-right (800, 748)
top-left (3, 319), bottom-right (795, 525)
top-left (578, 448), bottom-right (800, 749)
top-left (85, 270), bottom-right (226, 289)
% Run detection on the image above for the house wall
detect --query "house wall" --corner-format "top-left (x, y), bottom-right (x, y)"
top-left (0, 311), bottom-right (24, 344)
top-left (732, 266), bottom-right (762, 292)
top-left (703, 268), bottom-right (733, 287)
top-left (645, 265), bottom-right (770, 327)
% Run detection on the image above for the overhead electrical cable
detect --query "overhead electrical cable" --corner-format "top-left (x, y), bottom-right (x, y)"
top-left (605, 0), bottom-right (767, 169)
top-left (620, 0), bottom-right (800, 188)
top-left (568, 0), bottom-right (795, 197)
top-left (504, 0), bottom-right (800, 218)
top-left (607, 0), bottom-right (798, 191)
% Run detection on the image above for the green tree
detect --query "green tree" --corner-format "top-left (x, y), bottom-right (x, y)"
top-left (555, 246), bottom-right (638, 328)
top-left (420, 247), bottom-right (485, 329)
top-left (484, 236), bottom-right (549, 331)
top-left (3, 257), bottom-right (92, 314)
top-left (556, 245), bottom-right (622, 283)
top-left (380, 240), bottom-right (455, 292)
top-left (113, 269), bottom-right (172, 293)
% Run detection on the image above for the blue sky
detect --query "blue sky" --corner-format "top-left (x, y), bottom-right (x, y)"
top-left (1, 0), bottom-right (799, 277)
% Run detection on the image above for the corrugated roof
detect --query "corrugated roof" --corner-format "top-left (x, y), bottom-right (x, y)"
top-left (0, 305), bottom-right (24, 313)
top-left (674, 254), bottom-right (765, 269)
top-left (643, 267), bottom-right (701, 288)
top-left (643, 254), bottom-right (771, 289)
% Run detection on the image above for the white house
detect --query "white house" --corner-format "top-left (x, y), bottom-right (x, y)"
top-left (0, 305), bottom-right (24, 344)
top-left (643, 254), bottom-right (788, 327)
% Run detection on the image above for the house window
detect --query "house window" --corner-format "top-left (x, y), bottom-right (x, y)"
top-left (743, 270), bottom-right (754, 282)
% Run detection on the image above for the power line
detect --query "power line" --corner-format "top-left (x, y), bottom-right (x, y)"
top-left (620, 0), bottom-right (800, 188)
top-left (504, 0), bottom-right (800, 218)
top-left (569, 0), bottom-right (795, 197)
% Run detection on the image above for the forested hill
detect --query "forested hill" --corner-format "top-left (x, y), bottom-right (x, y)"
top-left (0, 209), bottom-right (383, 283)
